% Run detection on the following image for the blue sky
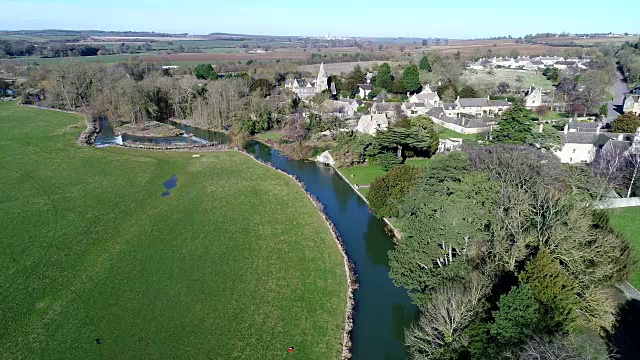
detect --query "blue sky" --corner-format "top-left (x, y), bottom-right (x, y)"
top-left (2, 0), bottom-right (638, 39)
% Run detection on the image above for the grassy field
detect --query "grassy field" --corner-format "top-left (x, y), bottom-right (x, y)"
top-left (256, 130), bottom-right (285, 142)
top-left (0, 102), bottom-right (347, 359)
top-left (338, 158), bottom-right (431, 196)
top-left (462, 68), bottom-right (553, 93)
top-left (608, 207), bottom-right (640, 289)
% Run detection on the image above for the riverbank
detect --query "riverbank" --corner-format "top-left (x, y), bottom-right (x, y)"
top-left (331, 163), bottom-right (402, 240)
top-left (238, 149), bottom-right (356, 359)
top-left (0, 102), bottom-right (350, 360)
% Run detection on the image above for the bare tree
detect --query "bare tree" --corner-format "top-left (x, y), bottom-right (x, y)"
top-left (625, 148), bottom-right (640, 198)
top-left (591, 147), bottom-right (626, 200)
top-left (405, 276), bottom-right (489, 360)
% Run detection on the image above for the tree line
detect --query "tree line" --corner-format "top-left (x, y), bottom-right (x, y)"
top-left (18, 59), bottom-right (294, 135)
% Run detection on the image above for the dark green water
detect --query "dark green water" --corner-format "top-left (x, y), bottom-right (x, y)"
top-left (97, 120), bottom-right (418, 359)
top-left (242, 140), bottom-right (418, 360)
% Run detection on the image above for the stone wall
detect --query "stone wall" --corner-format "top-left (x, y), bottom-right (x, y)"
top-left (594, 197), bottom-right (640, 209)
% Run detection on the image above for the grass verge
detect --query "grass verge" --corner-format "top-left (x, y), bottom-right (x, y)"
top-left (608, 207), bottom-right (640, 289)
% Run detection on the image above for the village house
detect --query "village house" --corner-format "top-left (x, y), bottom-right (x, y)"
top-left (426, 107), bottom-right (490, 134)
top-left (455, 96), bottom-right (510, 117)
top-left (401, 102), bottom-right (429, 117)
top-left (357, 84), bottom-right (372, 99)
top-left (339, 98), bottom-right (363, 114)
top-left (537, 56), bottom-right (565, 66)
top-left (408, 90), bottom-right (441, 107)
top-left (524, 85), bottom-right (543, 109)
top-left (355, 114), bottom-right (389, 135)
top-left (553, 121), bottom-right (637, 164)
top-left (623, 93), bottom-right (640, 115)
top-left (371, 102), bottom-right (401, 121)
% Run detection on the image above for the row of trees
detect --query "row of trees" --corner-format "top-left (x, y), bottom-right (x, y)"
top-left (367, 145), bottom-right (636, 359)
top-left (617, 38), bottom-right (640, 86)
top-left (19, 59), bottom-right (294, 134)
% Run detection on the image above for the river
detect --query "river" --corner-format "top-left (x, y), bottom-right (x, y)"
top-left (95, 121), bottom-right (418, 360)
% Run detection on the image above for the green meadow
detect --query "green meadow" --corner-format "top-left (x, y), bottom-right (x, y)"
top-left (0, 102), bottom-right (346, 359)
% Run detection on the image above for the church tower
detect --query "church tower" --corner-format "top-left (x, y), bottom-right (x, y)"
top-left (315, 62), bottom-right (328, 93)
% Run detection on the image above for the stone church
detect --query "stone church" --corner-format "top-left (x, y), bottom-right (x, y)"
top-left (284, 63), bottom-right (333, 100)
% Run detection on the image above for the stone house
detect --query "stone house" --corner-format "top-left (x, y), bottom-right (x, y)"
top-left (402, 102), bottom-right (429, 117)
top-left (426, 107), bottom-right (490, 135)
top-left (409, 91), bottom-right (441, 107)
top-left (524, 86), bottom-right (543, 109)
top-left (623, 94), bottom-right (640, 115)
top-left (537, 56), bottom-right (565, 66)
top-left (357, 84), bottom-right (372, 99)
top-left (454, 96), bottom-right (510, 117)
top-left (355, 114), bottom-right (389, 135)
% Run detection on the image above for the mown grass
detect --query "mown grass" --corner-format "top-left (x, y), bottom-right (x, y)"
top-left (256, 131), bottom-right (286, 142)
top-left (338, 158), bottom-right (432, 196)
top-left (0, 102), bottom-right (346, 359)
top-left (438, 128), bottom-right (480, 140)
top-left (608, 207), bottom-right (640, 289)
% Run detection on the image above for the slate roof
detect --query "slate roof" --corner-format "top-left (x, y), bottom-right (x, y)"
top-left (489, 99), bottom-right (510, 107)
top-left (561, 132), bottom-right (601, 144)
top-left (555, 61), bottom-right (577, 66)
top-left (443, 103), bottom-right (457, 110)
top-left (426, 108), bottom-right (487, 128)
top-left (531, 60), bottom-right (545, 65)
top-left (358, 84), bottom-right (372, 91)
top-left (458, 98), bottom-right (490, 107)
top-left (568, 121), bottom-right (601, 131)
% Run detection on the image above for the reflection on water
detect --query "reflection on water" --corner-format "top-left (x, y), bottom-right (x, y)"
top-left (244, 141), bottom-right (417, 360)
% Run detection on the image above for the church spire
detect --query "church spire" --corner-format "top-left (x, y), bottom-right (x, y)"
top-left (318, 62), bottom-right (327, 80)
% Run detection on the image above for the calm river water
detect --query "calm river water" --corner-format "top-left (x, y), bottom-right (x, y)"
top-left (95, 122), bottom-right (418, 359)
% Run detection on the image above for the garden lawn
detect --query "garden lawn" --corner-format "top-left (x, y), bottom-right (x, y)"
top-left (256, 130), bottom-right (285, 142)
top-left (438, 128), bottom-right (479, 140)
top-left (338, 158), bottom-right (431, 196)
top-left (608, 207), bottom-right (640, 289)
top-left (0, 102), bottom-right (347, 359)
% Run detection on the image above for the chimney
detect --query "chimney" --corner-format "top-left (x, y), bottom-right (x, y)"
top-left (462, 117), bottom-right (466, 127)
top-left (618, 133), bottom-right (624, 141)
top-left (596, 125), bottom-right (601, 134)
top-left (637, 127), bottom-right (640, 136)
top-left (563, 123), bottom-right (569, 134)
top-left (539, 123), bottom-right (544, 133)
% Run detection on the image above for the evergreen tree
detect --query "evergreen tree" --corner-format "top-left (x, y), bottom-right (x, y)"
top-left (610, 112), bottom-right (640, 133)
top-left (458, 85), bottom-right (479, 98)
top-left (490, 285), bottom-right (541, 351)
top-left (402, 64), bottom-right (421, 93)
top-left (367, 165), bottom-right (421, 218)
top-left (419, 55), bottom-right (432, 71)
top-left (373, 125), bottom-right (438, 160)
top-left (193, 63), bottom-right (217, 80)
top-left (375, 63), bottom-right (393, 91)
top-left (492, 104), bottom-right (534, 144)
top-left (519, 250), bottom-right (579, 333)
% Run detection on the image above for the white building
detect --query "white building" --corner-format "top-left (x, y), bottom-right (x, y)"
top-left (524, 86), bottom-right (543, 109)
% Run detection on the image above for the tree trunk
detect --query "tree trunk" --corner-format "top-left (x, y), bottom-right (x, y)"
top-left (627, 159), bottom-right (639, 198)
